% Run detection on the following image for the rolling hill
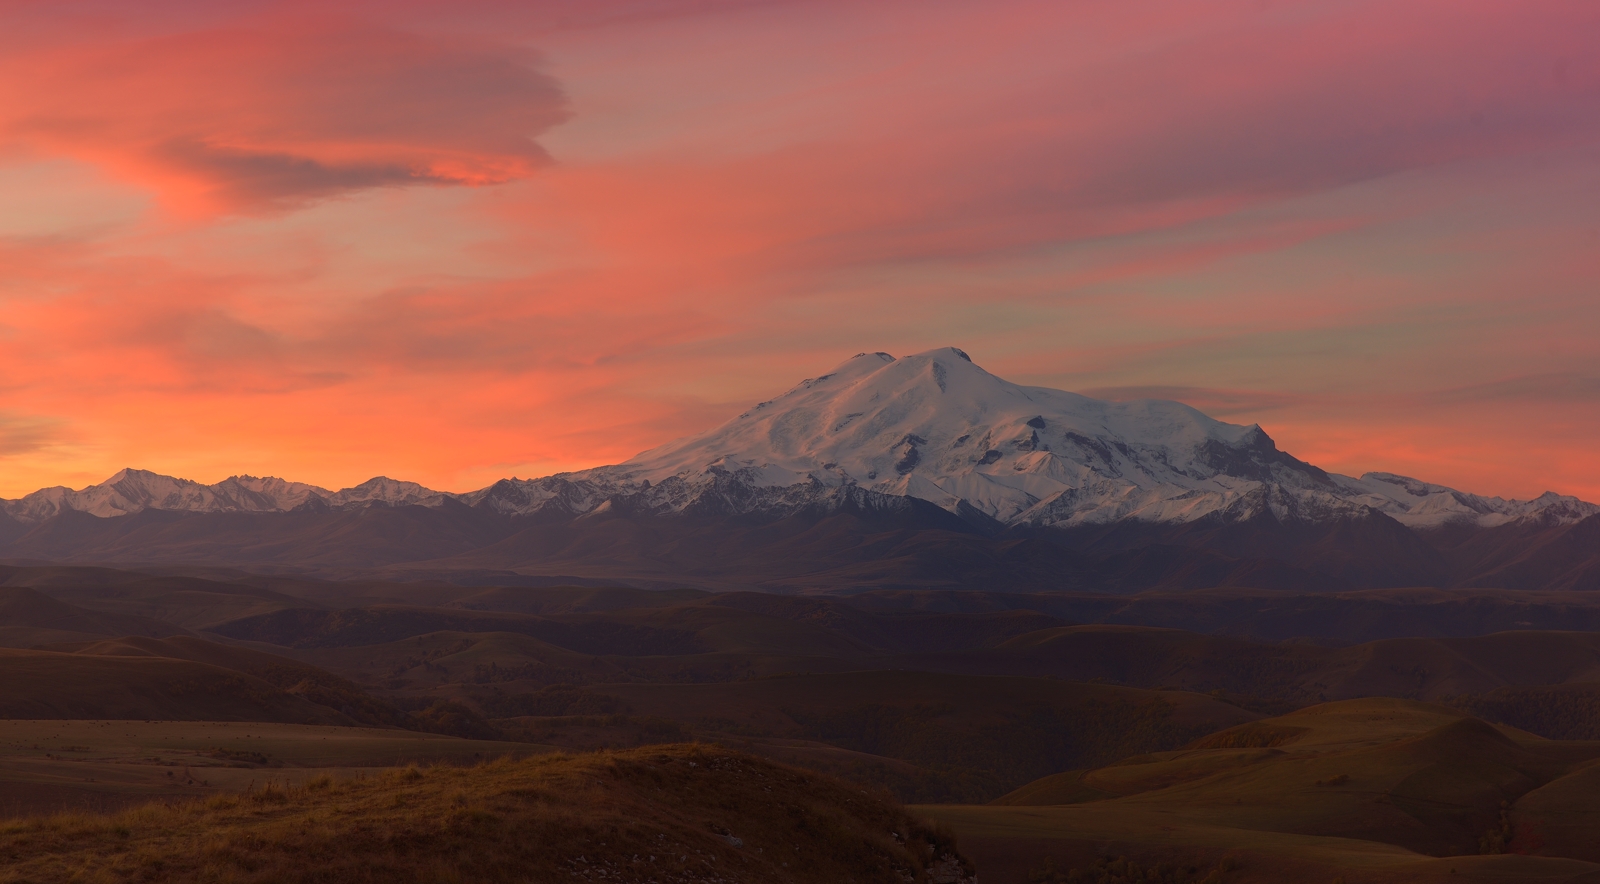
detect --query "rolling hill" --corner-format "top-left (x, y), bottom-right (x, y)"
top-left (0, 745), bottom-right (975, 884)
top-left (935, 698), bottom-right (1600, 882)
top-left (0, 648), bottom-right (352, 724)
top-left (0, 587), bottom-right (185, 648)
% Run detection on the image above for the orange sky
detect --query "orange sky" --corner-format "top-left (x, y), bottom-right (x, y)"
top-left (2, 0), bottom-right (1599, 500)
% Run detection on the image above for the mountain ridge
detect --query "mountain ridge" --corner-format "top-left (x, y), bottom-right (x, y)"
top-left (5, 348), bottom-right (1592, 533)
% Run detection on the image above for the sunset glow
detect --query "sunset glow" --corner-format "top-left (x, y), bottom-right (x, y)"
top-left (3, 0), bottom-right (1598, 500)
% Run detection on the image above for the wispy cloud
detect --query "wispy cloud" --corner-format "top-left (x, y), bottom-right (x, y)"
top-left (0, 411), bottom-right (66, 456)
top-left (1080, 386), bottom-right (1303, 418)
top-left (1432, 374), bottom-right (1600, 406)
top-left (0, 16), bottom-right (568, 212)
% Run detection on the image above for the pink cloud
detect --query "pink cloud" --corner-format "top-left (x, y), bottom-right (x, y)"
top-left (0, 0), bottom-right (1598, 501)
top-left (0, 14), bottom-right (568, 212)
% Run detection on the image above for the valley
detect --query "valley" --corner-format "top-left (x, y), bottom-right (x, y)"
top-left (9, 563), bottom-right (1600, 879)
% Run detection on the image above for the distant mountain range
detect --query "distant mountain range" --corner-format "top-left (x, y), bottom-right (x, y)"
top-left (5, 348), bottom-right (1600, 592)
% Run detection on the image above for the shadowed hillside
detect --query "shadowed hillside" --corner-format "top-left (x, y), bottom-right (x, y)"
top-left (0, 587), bottom-right (186, 648)
top-left (13, 498), bottom-right (1600, 594)
top-left (0, 648), bottom-right (353, 724)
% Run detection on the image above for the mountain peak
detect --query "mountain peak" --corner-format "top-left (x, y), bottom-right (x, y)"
top-left (596, 347), bottom-right (1332, 526)
top-left (906, 345), bottom-right (974, 363)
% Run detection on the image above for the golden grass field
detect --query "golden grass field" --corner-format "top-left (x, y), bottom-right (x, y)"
top-left (0, 720), bottom-right (547, 818)
top-left (0, 744), bottom-right (973, 884)
top-left (918, 698), bottom-right (1600, 883)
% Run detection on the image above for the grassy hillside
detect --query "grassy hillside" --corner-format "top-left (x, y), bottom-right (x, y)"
top-left (0, 566), bottom-right (321, 632)
top-left (1450, 684), bottom-right (1600, 740)
top-left (0, 745), bottom-right (974, 884)
top-left (0, 719), bottom-right (544, 819)
top-left (589, 671), bottom-right (1256, 802)
top-left (929, 698), bottom-right (1600, 882)
top-left (0, 587), bottom-right (185, 648)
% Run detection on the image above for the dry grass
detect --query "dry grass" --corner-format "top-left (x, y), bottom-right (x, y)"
top-left (0, 743), bottom-right (972, 884)
top-left (1184, 723), bottom-right (1308, 751)
top-left (923, 699), bottom-right (1600, 882)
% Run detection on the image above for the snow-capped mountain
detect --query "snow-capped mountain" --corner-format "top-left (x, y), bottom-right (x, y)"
top-left (1, 468), bottom-right (446, 523)
top-left (3, 348), bottom-right (1594, 530)
top-left (1333, 473), bottom-right (1599, 529)
top-left (464, 348), bottom-right (1597, 530)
